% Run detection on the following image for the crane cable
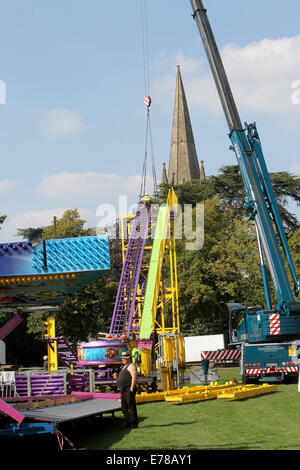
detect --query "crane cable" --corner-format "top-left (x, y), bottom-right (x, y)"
top-left (139, 0), bottom-right (158, 200)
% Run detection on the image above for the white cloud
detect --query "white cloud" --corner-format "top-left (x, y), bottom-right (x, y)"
top-left (0, 179), bottom-right (19, 192)
top-left (9, 208), bottom-right (68, 230)
top-left (222, 36), bottom-right (300, 114)
top-left (152, 53), bottom-right (217, 112)
top-left (0, 208), bottom-right (66, 243)
top-left (0, 207), bottom-right (98, 244)
top-left (39, 108), bottom-right (86, 136)
top-left (152, 35), bottom-right (300, 120)
top-left (37, 171), bottom-right (152, 201)
top-left (291, 161), bottom-right (300, 176)
top-left (0, 173), bottom-right (154, 243)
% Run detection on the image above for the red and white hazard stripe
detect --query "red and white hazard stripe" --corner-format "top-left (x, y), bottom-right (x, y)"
top-left (56, 430), bottom-right (77, 450)
top-left (285, 366), bottom-right (298, 373)
top-left (144, 95), bottom-right (151, 108)
top-left (246, 368), bottom-right (261, 375)
top-left (246, 366), bottom-right (298, 375)
top-left (269, 313), bottom-right (280, 335)
top-left (201, 349), bottom-right (241, 361)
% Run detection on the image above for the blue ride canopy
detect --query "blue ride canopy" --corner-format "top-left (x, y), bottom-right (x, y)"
top-left (0, 236), bottom-right (110, 306)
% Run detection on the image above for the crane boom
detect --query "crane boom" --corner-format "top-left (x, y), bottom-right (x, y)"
top-left (190, 0), bottom-right (299, 313)
top-left (190, 0), bottom-right (242, 132)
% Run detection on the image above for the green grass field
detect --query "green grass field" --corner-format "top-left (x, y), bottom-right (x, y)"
top-left (73, 368), bottom-right (300, 451)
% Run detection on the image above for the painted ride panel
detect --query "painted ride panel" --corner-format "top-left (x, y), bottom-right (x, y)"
top-left (77, 339), bottom-right (128, 366)
top-left (0, 236), bottom-right (110, 305)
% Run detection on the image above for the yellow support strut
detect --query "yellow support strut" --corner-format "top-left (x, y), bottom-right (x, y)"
top-left (45, 317), bottom-right (58, 371)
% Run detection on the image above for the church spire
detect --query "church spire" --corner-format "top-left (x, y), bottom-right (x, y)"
top-left (168, 65), bottom-right (200, 185)
top-left (161, 162), bottom-right (168, 184)
top-left (200, 160), bottom-right (206, 180)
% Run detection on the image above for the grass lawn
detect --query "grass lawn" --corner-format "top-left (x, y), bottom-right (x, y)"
top-left (73, 367), bottom-right (300, 451)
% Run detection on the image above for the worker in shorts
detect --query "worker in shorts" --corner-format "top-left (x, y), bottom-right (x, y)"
top-left (116, 350), bottom-right (138, 429)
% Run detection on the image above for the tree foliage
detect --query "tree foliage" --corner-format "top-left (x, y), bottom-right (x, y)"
top-left (9, 209), bottom-right (115, 365)
top-left (16, 227), bottom-right (43, 243)
top-left (159, 165), bottom-right (299, 340)
top-left (17, 209), bottom-right (95, 243)
top-left (42, 209), bottom-right (96, 239)
top-left (0, 215), bottom-right (7, 230)
top-left (166, 198), bottom-right (267, 341)
top-left (289, 228), bottom-right (300, 274)
top-left (6, 167), bottom-right (300, 364)
top-left (160, 165), bottom-right (300, 232)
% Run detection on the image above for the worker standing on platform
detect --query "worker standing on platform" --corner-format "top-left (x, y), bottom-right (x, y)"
top-left (140, 193), bottom-right (154, 208)
top-left (43, 355), bottom-right (48, 370)
top-left (116, 350), bottom-right (138, 429)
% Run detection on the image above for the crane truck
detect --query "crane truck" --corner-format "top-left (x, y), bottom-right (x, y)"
top-left (190, 0), bottom-right (300, 383)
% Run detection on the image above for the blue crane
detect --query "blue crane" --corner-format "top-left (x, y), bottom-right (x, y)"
top-left (190, 0), bottom-right (300, 383)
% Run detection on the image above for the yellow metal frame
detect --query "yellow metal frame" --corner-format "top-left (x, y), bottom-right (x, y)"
top-left (120, 188), bottom-right (180, 337)
top-left (155, 196), bottom-right (180, 335)
top-left (120, 189), bottom-right (184, 391)
top-left (136, 382), bottom-right (277, 404)
top-left (45, 317), bottom-right (58, 371)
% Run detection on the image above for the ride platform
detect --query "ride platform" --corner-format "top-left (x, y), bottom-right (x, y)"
top-left (19, 398), bottom-right (121, 423)
top-left (0, 394), bottom-right (121, 444)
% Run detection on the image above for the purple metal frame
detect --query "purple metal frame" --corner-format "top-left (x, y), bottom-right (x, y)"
top-left (109, 204), bottom-right (152, 337)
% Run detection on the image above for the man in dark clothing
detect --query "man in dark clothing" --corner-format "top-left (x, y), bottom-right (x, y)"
top-left (116, 350), bottom-right (138, 429)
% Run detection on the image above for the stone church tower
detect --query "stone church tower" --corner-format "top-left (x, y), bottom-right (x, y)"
top-left (167, 65), bottom-right (201, 185)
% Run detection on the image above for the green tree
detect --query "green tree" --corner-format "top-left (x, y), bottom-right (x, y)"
top-left (58, 277), bottom-right (117, 342)
top-left (160, 165), bottom-right (300, 232)
top-left (10, 208), bottom-right (115, 364)
top-left (16, 227), bottom-right (44, 243)
top-left (289, 228), bottom-right (300, 277)
top-left (167, 198), bottom-right (268, 342)
top-left (42, 209), bottom-right (95, 239)
top-left (270, 171), bottom-right (300, 232)
top-left (17, 209), bottom-right (95, 242)
top-left (162, 168), bottom-right (300, 341)
top-left (24, 276), bottom-right (117, 347)
top-left (9, 169), bottom-right (299, 364)
top-left (0, 215), bottom-right (7, 231)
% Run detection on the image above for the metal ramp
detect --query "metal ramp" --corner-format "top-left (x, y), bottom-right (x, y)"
top-left (19, 398), bottom-right (121, 423)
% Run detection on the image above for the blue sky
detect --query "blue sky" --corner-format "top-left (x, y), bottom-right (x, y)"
top-left (0, 0), bottom-right (300, 242)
